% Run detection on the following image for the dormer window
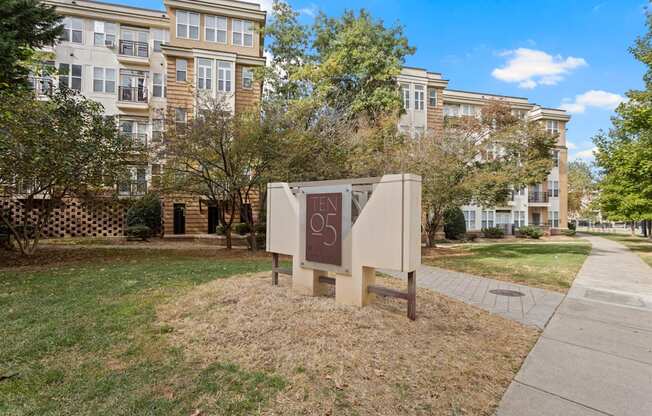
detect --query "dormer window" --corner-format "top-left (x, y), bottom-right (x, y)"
top-left (176, 10), bottom-right (199, 40)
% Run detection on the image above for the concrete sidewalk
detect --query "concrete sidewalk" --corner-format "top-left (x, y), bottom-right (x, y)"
top-left (497, 235), bottom-right (652, 416)
top-left (385, 265), bottom-right (563, 329)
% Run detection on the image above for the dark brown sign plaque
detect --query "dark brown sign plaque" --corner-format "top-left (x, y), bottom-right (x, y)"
top-left (305, 192), bottom-right (342, 266)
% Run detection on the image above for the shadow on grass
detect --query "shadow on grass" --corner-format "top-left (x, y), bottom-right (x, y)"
top-left (470, 243), bottom-right (591, 259)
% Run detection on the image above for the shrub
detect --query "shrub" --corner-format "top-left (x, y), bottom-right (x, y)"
top-left (563, 229), bottom-right (577, 237)
top-left (126, 193), bottom-right (161, 235)
top-left (482, 226), bottom-right (505, 238)
top-left (126, 224), bottom-right (151, 240)
top-left (443, 207), bottom-right (466, 240)
top-left (568, 222), bottom-right (577, 231)
top-left (518, 225), bottom-right (543, 239)
top-left (215, 225), bottom-right (225, 235)
top-left (235, 222), bottom-right (251, 235)
top-left (254, 223), bottom-right (267, 234)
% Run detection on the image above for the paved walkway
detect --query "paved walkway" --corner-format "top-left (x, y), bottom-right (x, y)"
top-left (497, 234), bottom-right (652, 416)
top-left (385, 265), bottom-right (564, 329)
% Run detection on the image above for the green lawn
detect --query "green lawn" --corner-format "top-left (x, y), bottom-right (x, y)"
top-left (0, 247), bottom-right (286, 416)
top-left (584, 232), bottom-right (652, 267)
top-left (423, 242), bottom-right (592, 292)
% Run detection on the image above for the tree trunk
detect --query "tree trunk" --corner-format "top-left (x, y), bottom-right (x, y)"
top-left (224, 227), bottom-right (232, 249)
top-left (643, 220), bottom-right (648, 238)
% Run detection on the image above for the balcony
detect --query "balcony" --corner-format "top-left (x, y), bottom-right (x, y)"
top-left (118, 181), bottom-right (147, 197)
top-left (117, 40), bottom-right (149, 65)
top-left (120, 132), bottom-right (148, 150)
top-left (28, 77), bottom-right (53, 97)
top-left (528, 191), bottom-right (549, 204)
top-left (117, 86), bottom-right (148, 111)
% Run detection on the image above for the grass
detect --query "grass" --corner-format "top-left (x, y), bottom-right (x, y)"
top-left (0, 243), bottom-right (540, 415)
top-left (423, 242), bottom-right (592, 292)
top-left (583, 232), bottom-right (652, 267)
top-left (0, 246), bottom-right (286, 416)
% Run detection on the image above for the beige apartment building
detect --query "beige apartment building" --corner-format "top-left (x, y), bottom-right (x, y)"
top-left (31, 0), bottom-right (266, 237)
top-left (397, 67), bottom-right (570, 234)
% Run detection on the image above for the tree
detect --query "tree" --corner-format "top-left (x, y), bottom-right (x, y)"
top-left (567, 160), bottom-right (596, 220)
top-left (592, 13), bottom-right (652, 236)
top-left (160, 99), bottom-right (283, 250)
top-left (0, 88), bottom-right (133, 255)
top-left (0, 0), bottom-right (63, 88)
top-left (403, 102), bottom-right (557, 245)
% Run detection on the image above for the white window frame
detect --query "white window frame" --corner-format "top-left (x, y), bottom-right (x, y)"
top-left (152, 73), bottom-right (165, 97)
top-left (444, 104), bottom-right (459, 117)
top-left (242, 67), bottom-right (254, 89)
top-left (176, 59), bottom-right (187, 82)
top-left (93, 21), bottom-right (117, 47)
top-left (232, 19), bottom-right (254, 47)
top-left (176, 10), bottom-right (199, 40)
top-left (58, 63), bottom-right (82, 91)
top-left (175, 108), bottom-right (187, 124)
top-left (463, 210), bottom-right (476, 231)
top-left (93, 67), bottom-right (115, 93)
top-left (217, 61), bottom-right (232, 92)
top-left (401, 84), bottom-right (410, 110)
top-left (414, 85), bottom-right (425, 111)
top-left (197, 58), bottom-right (213, 91)
top-left (546, 120), bottom-right (560, 134)
top-left (62, 17), bottom-right (83, 44)
top-left (428, 87), bottom-right (437, 107)
top-left (152, 29), bottom-right (168, 52)
top-left (205, 15), bottom-right (227, 44)
top-left (549, 211), bottom-right (560, 228)
top-left (481, 210), bottom-right (495, 229)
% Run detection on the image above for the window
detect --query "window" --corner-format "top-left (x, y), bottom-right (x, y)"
top-left (546, 120), bottom-right (560, 134)
top-left (205, 15), bottom-right (227, 43)
top-left (461, 104), bottom-right (478, 117)
top-left (414, 85), bottom-right (424, 111)
top-left (514, 210), bottom-right (526, 228)
top-left (232, 19), bottom-right (254, 47)
top-left (481, 210), bottom-right (495, 228)
top-left (553, 149), bottom-right (560, 167)
top-left (242, 67), bottom-right (253, 89)
top-left (463, 210), bottom-right (476, 231)
top-left (401, 84), bottom-right (410, 110)
top-left (94, 21), bottom-right (117, 47)
top-left (176, 10), bottom-right (199, 40)
top-left (93, 67), bottom-right (115, 93)
top-left (549, 211), bottom-right (560, 228)
top-left (217, 61), bottom-right (232, 92)
top-left (152, 73), bottom-right (165, 97)
top-left (152, 29), bottom-right (168, 52)
top-left (428, 87), bottom-right (437, 107)
top-left (152, 118), bottom-right (164, 141)
top-left (444, 104), bottom-right (459, 117)
top-left (197, 58), bottom-right (212, 90)
top-left (62, 17), bottom-right (83, 43)
top-left (175, 108), bottom-right (187, 124)
top-left (547, 180), bottom-right (559, 198)
top-left (151, 164), bottom-right (161, 188)
top-left (176, 59), bottom-right (187, 82)
top-left (58, 63), bottom-right (82, 91)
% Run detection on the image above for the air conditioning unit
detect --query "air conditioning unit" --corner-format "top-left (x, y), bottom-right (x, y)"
top-left (105, 39), bottom-right (116, 48)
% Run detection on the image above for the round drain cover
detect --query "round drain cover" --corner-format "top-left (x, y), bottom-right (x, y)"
top-left (489, 289), bottom-right (525, 297)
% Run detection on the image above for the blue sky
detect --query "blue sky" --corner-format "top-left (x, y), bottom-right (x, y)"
top-left (112, 0), bottom-right (648, 160)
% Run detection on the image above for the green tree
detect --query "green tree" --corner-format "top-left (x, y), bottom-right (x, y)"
top-left (0, 88), bottom-right (133, 255)
top-left (567, 160), bottom-right (596, 220)
top-left (593, 13), bottom-right (652, 235)
top-left (0, 0), bottom-right (63, 88)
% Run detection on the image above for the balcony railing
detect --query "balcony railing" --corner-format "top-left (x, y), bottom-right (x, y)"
top-left (118, 181), bottom-right (147, 197)
top-left (120, 133), bottom-right (148, 149)
top-left (28, 77), bottom-right (54, 96)
top-left (118, 86), bottom-right (148, 103)
top-left (118, 40), bottom-right (149, 58)
top-left (528, 191), bottom-right (549, 203)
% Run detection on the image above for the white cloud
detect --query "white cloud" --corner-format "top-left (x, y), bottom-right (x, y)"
top-left (572, 147), bottom-right (597, 161)
top-left (567, 141), bottom-right (577, 150)
top-left (492, 48), bottom-right (587, 89)
top-left (560, 90), bottom-right (625, 114)
top-left (299, 5), bottom-right (318, 17)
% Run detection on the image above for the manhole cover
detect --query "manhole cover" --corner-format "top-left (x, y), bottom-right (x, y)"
top-left (489, 289), bottom-right (525, 297)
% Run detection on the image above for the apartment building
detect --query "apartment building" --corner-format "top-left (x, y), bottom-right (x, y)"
top-left (398, 67), bottom-right (570, 234)
top-left (34, 0), bottom-right (266, 237)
